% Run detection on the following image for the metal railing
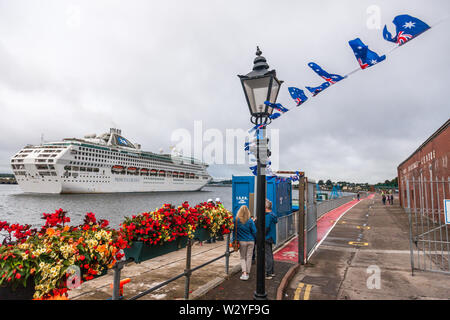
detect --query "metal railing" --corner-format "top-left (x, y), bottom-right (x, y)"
top-left (404, 177), bottom-right (450, 275)
top-left (111, 234), bottom-right (233, 300)
top-left (276, 191), bottom-right (360, 253)
top-left (275, 212), bottom-right (297, 249)
top-left (316, 195), bottom-right (357, 219)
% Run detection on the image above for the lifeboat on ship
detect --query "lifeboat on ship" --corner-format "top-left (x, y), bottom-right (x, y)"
top-left (127, 167), bottom-right (138, 174)
top-left (190, 173), bottom-right (195, 179)
top-left (112, 165), bottom-right (124, 173)
top-left (150, 169), bottom-right (157, 176)
top-left (173, 171), bottom-right (178, 178)
top-left (179, 172), bottom-right (185, 178)
top-left (159, 170), bottom-right (166, 177)
top-left (140, 168), bottom-right (149, 175)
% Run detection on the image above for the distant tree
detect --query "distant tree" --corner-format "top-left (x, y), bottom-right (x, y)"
top-left (326, 179), bottom-right (332, 186)
top-left (391, 177), bottom-right (398, 187)
top-left (318, 180), bottom-right (324, 186)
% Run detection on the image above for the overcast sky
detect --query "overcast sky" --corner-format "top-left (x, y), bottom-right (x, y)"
top-left (0, 0), bottom-right (449, 184)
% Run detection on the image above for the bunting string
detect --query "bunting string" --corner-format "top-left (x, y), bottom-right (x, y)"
top-left (245, 12), bottom-right (449, 180)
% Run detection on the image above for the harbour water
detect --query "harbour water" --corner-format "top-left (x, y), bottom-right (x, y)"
top-left (0, 184), bottom-right (232, 229)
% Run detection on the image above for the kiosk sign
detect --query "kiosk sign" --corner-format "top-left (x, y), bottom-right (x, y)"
top-left (445, 200), bottom-right (450, 225)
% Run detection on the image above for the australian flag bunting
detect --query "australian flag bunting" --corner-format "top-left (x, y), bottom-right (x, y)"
top-left (288, 87), bottom-right (308, 106)
top-left (269, 112), bottom-right (281, 120)
top-left (264, 101), bottom-right (289, 113)
top-left (383, 14), bottom-right (430, 46)
top-left (308, 62), bottom-right (346, 84)
top-left (305, 82), bottom-right (330, 96)
top-left (248, 123), bottom-right (265, 134)
top-left (348, 38), bottom-right (386, 69)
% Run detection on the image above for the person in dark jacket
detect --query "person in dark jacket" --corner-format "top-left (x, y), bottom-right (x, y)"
top-left (233, 205), bottom-right (257, 280)
top-left (264, 199), bottom-right (278, 279)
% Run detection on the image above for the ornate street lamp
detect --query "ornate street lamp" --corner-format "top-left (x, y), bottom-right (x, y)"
top-left (238, 46), bottom-right (283, 125)
top-left (238, 47), bottom-right (283, 300)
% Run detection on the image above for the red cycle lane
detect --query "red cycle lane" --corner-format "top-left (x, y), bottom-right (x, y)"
top-left (274, 193), bottom-right (375, 263)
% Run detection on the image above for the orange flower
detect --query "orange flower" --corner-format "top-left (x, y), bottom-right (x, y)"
top-left (97, 244), bottom-right (107, 253)
top-left (63, 225), bottom-right (70, 232)
top-left (46, 228), bottom-right (55, 236)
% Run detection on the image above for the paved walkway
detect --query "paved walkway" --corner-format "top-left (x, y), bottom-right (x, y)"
top-left (68, 239), bottom-right (241, 300)
top-left (274, 194), bottom-right (374, 264)
top-left (283, 194), bottom-right (450, 300)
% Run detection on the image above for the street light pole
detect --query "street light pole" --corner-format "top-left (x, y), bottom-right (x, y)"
top-left (254, 120), bottom-right (268, 300)
top-left (237, 47), bottom-right (283, 300)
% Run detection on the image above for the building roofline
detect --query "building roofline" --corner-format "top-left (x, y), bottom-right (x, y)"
top-left (397, 118), bottom-right (450, 169)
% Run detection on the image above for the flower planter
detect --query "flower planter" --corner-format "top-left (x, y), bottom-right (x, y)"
top-left (193, 228), bottom-right (212, 241)
top-left (124, 239), bottom-right (184, 263)
top-left (0, 277), bottom-right (35, 300)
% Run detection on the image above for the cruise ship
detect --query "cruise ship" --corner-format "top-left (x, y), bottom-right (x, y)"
top-left (10, 128), bottom-right (212, 193)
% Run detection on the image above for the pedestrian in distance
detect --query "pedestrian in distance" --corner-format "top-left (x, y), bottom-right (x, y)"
top-left (357, 193), bottom-right (360, 201)
top-left (233, 205), bottom-right (257, 281)
top-left (265, 199), bottom-right (278, 280)
top-left (382, 194), bottom-right (386, 205)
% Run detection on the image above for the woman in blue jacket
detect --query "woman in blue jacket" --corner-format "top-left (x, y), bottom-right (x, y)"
top-left (234, 205), bottom-right (257, 281)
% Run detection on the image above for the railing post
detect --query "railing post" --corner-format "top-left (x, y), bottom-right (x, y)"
top-left (298, 176), bottom-right (306, 265)
top-left (184, 239), bottom-right (192, 300)
top-left (225, 233), bottom-right (230, 275)
top-left (112, 260), bottom-right (125, 300)
top-left (406, 179), bottom-right (415, 276)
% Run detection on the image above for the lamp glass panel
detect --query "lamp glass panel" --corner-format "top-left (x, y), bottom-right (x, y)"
top-left (268, 78), bottom-right (280, 104)
top-left (243, 76), bottom-right (271, 115)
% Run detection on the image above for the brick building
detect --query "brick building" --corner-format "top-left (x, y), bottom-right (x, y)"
top-left (397, 119), bottom-right (450, 210)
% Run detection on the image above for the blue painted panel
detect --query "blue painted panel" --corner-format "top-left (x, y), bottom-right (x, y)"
top-left (232, 176), bottom-right (292, 217)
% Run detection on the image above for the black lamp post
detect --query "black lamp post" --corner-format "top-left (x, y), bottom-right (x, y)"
top-left (238, 47), bottom-right (283, 300)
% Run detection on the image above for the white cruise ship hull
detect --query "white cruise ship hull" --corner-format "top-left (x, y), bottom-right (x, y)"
top-left (16, 176), bottom-right (208, 194)
top-left (11, 128), bottom-right (212, 194)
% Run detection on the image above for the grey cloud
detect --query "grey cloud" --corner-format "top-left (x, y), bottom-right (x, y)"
top-left (0, 0), bottom-right (449, 184)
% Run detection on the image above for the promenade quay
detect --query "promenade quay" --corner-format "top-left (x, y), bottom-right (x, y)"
top-left (68, 240), bottom-right (241, 300)
top-left (282, 194), bottom-right (450, 300)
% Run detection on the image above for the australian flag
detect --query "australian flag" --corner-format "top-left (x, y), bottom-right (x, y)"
top-left (288, 87), bottom-right (308, 106)
top-left (264, 101), bottom-right (289, 113)
top-left (383, 14), bottom-right (430, 46)
top-left (348, 38), bottom-right (386, 70)
top-left (306, 82), bottom-right (330, 96)
top-left (308, 62), bottom-right (345, 84)
top-left (248, 123), bottom-right (265, 134)
top-left (269, 112), bottom-right (281, 120)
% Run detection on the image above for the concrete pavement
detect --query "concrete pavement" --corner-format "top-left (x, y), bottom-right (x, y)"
top-left (282, 195), bottom-right (450, 300)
